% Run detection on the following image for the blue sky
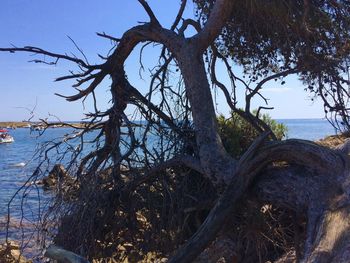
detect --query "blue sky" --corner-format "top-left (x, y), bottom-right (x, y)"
top-left (0, 0), bottom-right (325, 121)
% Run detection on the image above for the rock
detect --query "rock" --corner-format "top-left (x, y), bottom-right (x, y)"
top-left (40, 164), bottom-right (79, 201)
top-left (0, 241), bottom-right (32, 263)
top-left (44, 244), bottom-right (89, 263)
top-left (49, 164), bottom-right (69, 180)
top-left (42, 164), bottom-right (70, 189)
top-left (42, 176), bottom-right (56, 188)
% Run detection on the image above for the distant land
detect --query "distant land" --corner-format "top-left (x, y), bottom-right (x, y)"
top-left (0, 121), bottom-right (87, 129)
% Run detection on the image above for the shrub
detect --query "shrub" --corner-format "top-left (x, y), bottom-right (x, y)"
top-left (218, 111), bottom-right (287, 158)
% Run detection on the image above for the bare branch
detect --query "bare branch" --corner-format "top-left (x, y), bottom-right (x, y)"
top-left (96, 32), bottom-right (121, 43)
top-left (122, 155), bottom-right (203, 194)
top-left (55, 70), bottom-right (106, 101)
top-left (245, 68), bottom-right (300, 113)
top-left (67, 35), bottom-right (89, 65)
top-left (138, 0), bottom-right (161, 26)
top-left (129, 83), bottom-right (182, 134)
top-left (171, 0), bottom-right (187, 31)
top-left (0, 46), bottom-right (97, 68)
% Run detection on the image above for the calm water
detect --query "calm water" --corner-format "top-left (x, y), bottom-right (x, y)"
top-left (0, 119), bottom-right (337, 243)
top-left (0, 128), bottom-right (77, 244)
top-left (279, 118), bottom-right (337, 141)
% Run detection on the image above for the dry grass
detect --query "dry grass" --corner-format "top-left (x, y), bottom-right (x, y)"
top-left (317, 134), bottom-right (348, 148)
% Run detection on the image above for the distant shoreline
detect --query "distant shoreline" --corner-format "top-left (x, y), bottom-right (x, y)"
top-left (0, 121), bottom-right (87, 129)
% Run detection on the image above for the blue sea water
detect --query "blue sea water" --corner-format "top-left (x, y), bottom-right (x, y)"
top-left (0, 119), bottom-right (338, 249)
top-left (0, 128), bottom-right (75, 241)
top-left (278, 118), bottom-right (337, 141)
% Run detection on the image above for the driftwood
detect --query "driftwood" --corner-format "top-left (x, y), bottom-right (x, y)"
top-left (44, 245), bottom-right (89, 263)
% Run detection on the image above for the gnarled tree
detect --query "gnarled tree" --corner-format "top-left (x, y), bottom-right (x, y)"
top-left (2, 0), bottom-right (350, 262)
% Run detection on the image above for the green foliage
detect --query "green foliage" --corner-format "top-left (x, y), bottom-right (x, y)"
top-left (195, 0), bottom-right (350, 80)
top-left (259, 112), bottom-right (287, 140)
top-left (218, 111), bottom-right (287, 158)
top-left (195, 0), bottom-right (350, 131)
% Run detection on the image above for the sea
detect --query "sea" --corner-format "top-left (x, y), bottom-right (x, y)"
top-left (0, 118), bottom-right (339, 255)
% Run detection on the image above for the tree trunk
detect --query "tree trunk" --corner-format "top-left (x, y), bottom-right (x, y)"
top-left (177, 45), bottom-right (236, 188)
top-left (256, 162), bottom-right (350, 263)
top-left (170, 137), bottom-right (350, 262)
top-left (302, 206), bottom-right (350, 263)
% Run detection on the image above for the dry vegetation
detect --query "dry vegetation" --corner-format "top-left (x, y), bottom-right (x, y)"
top-left (1, 0), bottom-right (350, 262)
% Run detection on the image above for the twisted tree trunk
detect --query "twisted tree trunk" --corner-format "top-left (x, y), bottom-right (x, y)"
top-left (170, 137), bottom-right (350, 262)
top-left (2, 0), bottom-right (349, 262)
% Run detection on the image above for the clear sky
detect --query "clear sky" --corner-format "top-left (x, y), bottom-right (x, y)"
top-left (0, 0), bottom-right (326, 121)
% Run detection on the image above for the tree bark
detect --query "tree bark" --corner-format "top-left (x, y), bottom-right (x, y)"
top-left (178, 46), bottom-right (235, 187)
top-left (301, 206), bottom-right (350, 263)
top-left (255, 163), bottom-right (350, 263)
top-left (169, 137), bottom-right (349, 262)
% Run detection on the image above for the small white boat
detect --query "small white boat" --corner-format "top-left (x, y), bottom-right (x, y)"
top-left (0, 129), bottom-right (14, 143)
